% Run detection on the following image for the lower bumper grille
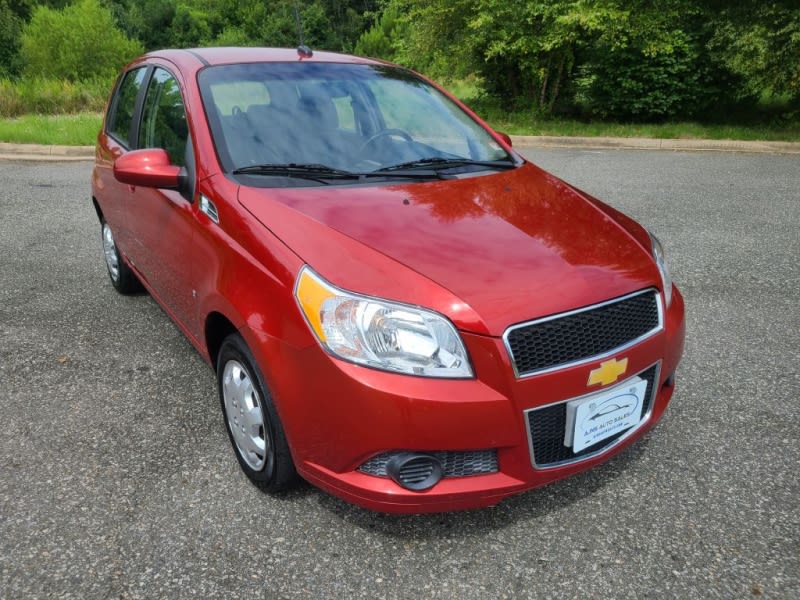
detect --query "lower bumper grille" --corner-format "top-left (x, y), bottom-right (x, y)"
top-left (359, 450), bottom-right (498, 478)
top-left (526, 364), bottom-right (659, 468)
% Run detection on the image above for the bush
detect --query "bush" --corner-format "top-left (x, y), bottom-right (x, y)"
top-left (574, 31), bottom-right (714, 120)
top-left (571, 25), bottom-right (754, 122)
top-left (20, 0), bottom-right (142, 82)
top-left (0, 78), bottom-right (110, 117)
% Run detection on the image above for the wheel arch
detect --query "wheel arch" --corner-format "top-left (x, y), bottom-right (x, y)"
top-left (91, 196), bottom-right (103, 222)
top-left (205, 311), bottom-right (239, 371)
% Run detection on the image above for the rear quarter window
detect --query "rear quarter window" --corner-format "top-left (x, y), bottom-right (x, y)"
top-left (107, 67), bottom-right (147, 148)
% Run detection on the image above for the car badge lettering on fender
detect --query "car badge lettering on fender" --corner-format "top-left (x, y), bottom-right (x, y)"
top-left (587, 358), bottom-right (629, 387)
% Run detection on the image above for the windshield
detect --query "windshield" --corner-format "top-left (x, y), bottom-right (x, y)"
top-left (198, 62), bottom-right (513, 181)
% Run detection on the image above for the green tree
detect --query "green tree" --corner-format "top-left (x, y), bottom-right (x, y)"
top-left (575, 29), bottom-right (718, 119)
top-left (390, 0), bottom-right (616, 111)
top-left (463, 0), bottom-right (608, 111)
top-left (94, 0), bottom-right (378, 53)
top-left (123, 0), bottom-right (177, 51)
top-left (708, 1), bottom-right (800, 103)
top-left (169, 2), bottom-right (212, 47)
top-left (321, 0), bottom-right (377, 52)
top-left (0, 0), bottom-right (33, 77)
top-left (21, 0), bottom-right (143, 81)
top-left (382, 0), bottom-right (763, 120)
top-left (238, 0), bottom-right (339, 49)
top-left (355, 4), bottom-right (403, 60)
top-left (573, 1), bottom-right (743, 119)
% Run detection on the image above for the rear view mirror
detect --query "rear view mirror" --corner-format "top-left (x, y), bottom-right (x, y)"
top-left (113, 149), bottom-right (181, 189)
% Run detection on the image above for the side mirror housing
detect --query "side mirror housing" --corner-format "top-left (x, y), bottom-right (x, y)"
top-left (496, 131), bottom-right (513, 148)
top-left (113, 148), bottom-right (181, 189)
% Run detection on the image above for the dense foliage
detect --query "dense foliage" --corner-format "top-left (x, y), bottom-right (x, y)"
top-left (1, 0), bottom-right (797, 121)
top-left (21, 0), bottom-right (142, 81)
top-left (384, 0), bottom-right (798, 120)
top-left (0, 0), bottom-right (33, 77)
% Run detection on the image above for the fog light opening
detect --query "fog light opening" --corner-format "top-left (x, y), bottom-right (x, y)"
top-left (386, 453), bottom-right (443, 492)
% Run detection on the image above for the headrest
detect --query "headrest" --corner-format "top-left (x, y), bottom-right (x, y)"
top-left (295, 95), bottom-right (338, 130)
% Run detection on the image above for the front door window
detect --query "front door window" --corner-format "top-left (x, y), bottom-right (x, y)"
top-left (138, 68), bottom-right (188, 166)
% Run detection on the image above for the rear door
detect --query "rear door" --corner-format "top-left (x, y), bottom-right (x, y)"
top-left (96, 66), bottom-right (149, 254)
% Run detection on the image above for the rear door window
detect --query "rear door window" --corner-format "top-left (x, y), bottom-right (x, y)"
top-left (107, 67), bottom-right (147, 148)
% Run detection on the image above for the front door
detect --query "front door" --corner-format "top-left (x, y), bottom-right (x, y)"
top-left (128, 67), bottom-right (199, 337)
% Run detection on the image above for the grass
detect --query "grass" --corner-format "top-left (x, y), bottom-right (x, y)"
top-left (0, 78), bottom-right (109, 117)
top-left (2, 109), bottom-right (797, 146)
top-left (0, 113), bottom-right (102, 146)
top-left (443, 76), bottom-right (800, 142)
top-left (477, 114), bottom-right (800, 142)
top-left (0, 80), bottom-right (798, 145)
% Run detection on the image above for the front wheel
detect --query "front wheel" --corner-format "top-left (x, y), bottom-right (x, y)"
top-left (217, 333), bottom-right (298, 492)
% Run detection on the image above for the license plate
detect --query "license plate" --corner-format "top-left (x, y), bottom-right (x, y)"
top-left (564, 377), bottom-right (648, 452)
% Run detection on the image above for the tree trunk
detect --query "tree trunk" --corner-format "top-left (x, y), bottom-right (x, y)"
top-left (540, 54), bottom-right (552, 110)
top-left (547, 53), bottom-right (566, 114)
top-left (508, 64), bottom-right (520, 99)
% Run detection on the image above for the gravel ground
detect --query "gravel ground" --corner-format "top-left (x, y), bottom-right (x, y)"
top-left (0, 150), bottom-right (797, 599)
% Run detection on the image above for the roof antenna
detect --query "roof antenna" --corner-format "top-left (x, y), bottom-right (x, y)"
top-left (294, 2), bottom-right (312, 58)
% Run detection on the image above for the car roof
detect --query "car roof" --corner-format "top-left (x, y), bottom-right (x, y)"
top-left (144, 47), bottom-right (386, 69)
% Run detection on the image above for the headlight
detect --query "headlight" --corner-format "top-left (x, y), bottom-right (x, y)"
top-left (294, 267), bottom-right (473, 378)
top-left (649, 232), bottom-right (673, 307)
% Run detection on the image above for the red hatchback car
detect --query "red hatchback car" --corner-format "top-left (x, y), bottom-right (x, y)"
top-left (92, 47), bottom-right (685, 513)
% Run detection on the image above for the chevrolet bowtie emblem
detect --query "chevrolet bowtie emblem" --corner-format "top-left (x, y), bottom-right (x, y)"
top-left (587, 358), bottom-right (629, 387)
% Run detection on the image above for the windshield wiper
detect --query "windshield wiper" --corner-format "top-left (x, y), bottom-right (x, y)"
top-left (232, 162), bottom-right (447, 181)
top-left (376, 157), bottom-right (517, 173)
top-left (232, 163), bottom-right (356, 178)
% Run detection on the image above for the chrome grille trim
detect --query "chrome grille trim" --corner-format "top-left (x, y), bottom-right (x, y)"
top-left (503, 288), bottom-right (663, 379)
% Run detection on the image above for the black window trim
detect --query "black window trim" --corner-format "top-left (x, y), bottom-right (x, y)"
top-left (105, 65), bottom-right (153, 150)
top-left (128, 66), bottom-right (155, 150)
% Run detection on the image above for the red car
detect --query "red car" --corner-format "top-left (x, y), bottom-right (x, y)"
top-left (92, 47), bottom-right (685, 513)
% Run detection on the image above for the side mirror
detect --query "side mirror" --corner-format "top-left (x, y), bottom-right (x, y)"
top-left (496, 131), bottom-right (513, 148)
top-left (113, 148), bottom-right (181, 189)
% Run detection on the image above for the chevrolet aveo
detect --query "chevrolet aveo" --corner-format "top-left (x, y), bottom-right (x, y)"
top-left (92, 47), bottom-right (685, 513)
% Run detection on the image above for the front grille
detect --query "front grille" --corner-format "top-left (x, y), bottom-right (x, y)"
top-left (526, 364), bottom-right (659, 468)
top-left (505, 290), bottom-right (661, 377)
top-left (359, 450), bottom-right (498, 478)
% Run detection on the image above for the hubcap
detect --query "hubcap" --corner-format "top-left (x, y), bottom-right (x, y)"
top-left (222, 360), bottom-right (268, 471)
top-left (102, 224), bottom-right (120, 282)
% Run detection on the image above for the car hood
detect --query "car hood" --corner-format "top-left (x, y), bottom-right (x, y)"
top-left (238, 162), bottom-right (659, 336)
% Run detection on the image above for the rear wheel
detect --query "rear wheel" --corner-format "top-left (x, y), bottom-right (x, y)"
top-left (217, 333), bottom-right (297, 491)
top-left (101, 220), bottom-right (141, 294)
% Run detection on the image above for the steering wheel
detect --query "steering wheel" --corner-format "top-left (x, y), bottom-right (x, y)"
top-left (357, 128), bottom-right (414, 157)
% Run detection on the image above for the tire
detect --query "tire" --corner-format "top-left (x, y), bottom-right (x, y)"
top-left (101, 220), bottom-right (141, 294)
top-left (217, 333), bottom-right (298, 492)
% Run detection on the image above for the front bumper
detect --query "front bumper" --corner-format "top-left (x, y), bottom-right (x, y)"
top-left (256, 287), bottom-right (685, 513)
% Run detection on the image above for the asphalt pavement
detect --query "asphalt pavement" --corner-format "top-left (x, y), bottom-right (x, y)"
top-left (1, 151), bottom-right (798, 599)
